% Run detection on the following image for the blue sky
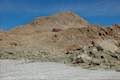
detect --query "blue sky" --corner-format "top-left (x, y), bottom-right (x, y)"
top-left (0, 0), bottom-right (120, 30)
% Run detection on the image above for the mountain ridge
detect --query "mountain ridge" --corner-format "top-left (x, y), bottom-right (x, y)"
top-left (0, 12), bottom-right (120, 70)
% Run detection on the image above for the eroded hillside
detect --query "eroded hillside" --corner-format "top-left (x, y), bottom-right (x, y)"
top-left (0, 12), bottom-right (120, 70)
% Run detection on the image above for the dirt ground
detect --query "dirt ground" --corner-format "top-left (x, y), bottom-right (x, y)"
top-left (0, 60), bottom-right (120, 80)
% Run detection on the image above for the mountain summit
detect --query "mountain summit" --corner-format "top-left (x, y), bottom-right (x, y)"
top-left (11, 12), bottom-right (88, 34)
top-left (31, 12), bottom-right (87, 26)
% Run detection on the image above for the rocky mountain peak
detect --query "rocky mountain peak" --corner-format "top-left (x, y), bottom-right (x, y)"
top-left (10, 12), bottom-right (88, 34)
top-left (31, 12), bottom-right (88, 27)
top-left (0, 12), bottom-right (120, 70)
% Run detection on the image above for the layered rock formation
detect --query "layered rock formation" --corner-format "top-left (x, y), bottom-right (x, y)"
top-left (0, 12), bottom-right (120, 70)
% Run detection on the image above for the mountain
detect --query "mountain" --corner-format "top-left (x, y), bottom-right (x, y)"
top-left (0, 12), bottom-right (120, 70)
top-left (10, 12), bottom-right (88, 34)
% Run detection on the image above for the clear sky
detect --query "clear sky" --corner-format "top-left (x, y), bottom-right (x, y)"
top-left (0, 0), bottom-right (120, 30)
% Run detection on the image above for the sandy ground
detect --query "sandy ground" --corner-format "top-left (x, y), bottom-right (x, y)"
top-left (0, 60), bottom-right (120, 80)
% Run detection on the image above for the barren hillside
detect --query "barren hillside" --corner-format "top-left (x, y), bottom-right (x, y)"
top-left (0, 12), bottom-right (120, 70)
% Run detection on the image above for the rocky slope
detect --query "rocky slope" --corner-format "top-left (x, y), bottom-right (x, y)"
top-left (10, 12), bottom-right (88, 34)
top-left (0, 12), bottom-right (120, 70)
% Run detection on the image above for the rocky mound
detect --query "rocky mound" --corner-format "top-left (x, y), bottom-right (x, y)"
top-left (65, 40), bottom-right (120, 70)
top-left (10, 12), bottom-right (88, 34)
top-left (0, 12), bottom-right (120, 70)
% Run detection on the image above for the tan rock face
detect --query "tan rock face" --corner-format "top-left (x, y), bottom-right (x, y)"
top-left (31, 12), bottom-right (88, 26)
top-left (0, 12), bottom-right (120, 54)
top-left (97, 39), bottom-right (119, 53)
top-left (9, 12), bottom-right (88, 35)
top-left (0, 12), bottom-right (120, 70)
